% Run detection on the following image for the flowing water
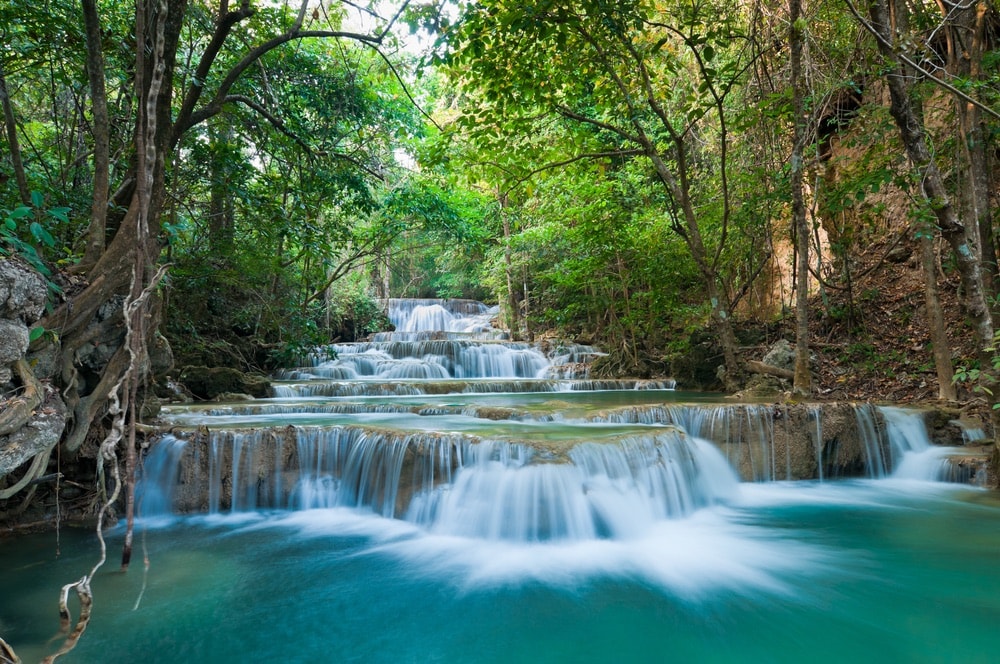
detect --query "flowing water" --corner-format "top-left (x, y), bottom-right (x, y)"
top-left (2, 299), bottom-right (999, 663)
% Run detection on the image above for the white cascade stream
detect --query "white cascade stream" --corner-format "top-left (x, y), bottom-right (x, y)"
top-left (141, 298), bottom-right (977, 542)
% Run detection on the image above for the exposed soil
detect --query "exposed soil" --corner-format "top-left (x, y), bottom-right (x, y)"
top-left (808, 240), bottom-right (975, 400)
top-left (734, 232), bottom-right (991, 427)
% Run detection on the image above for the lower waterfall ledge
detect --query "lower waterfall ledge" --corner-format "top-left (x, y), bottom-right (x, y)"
top-left (138, 401), bottom-right (994, 522)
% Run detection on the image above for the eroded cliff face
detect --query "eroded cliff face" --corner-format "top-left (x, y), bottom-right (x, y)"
top-left (0, 258), bottom-right (67, 497)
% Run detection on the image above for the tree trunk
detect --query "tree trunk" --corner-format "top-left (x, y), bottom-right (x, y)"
top-left (950, 2), bottom-right (997, 307)
top-left (869, 0), bottom-right (996, 402)
top-left (0, 62), bottom-right (31, 206)
top-left (920, 234), bottom-right (957, 400)
top-left (207, 117), bottom-right (236, 256)
top-left (499, 193), bottom-right (521, 340)
top-left (80, 0), bottom-right (111, 269)
top-left (645, 151), bottom-right (741, 388)
top-left (790, 0), bottom-right (811, 397)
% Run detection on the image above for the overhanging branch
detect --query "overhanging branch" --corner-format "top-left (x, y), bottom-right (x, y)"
top-left (843, 0), bottom-right (1000, 122)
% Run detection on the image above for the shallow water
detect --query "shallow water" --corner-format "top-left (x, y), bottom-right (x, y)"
top-left (6, 300), bottom-right (995, 662)
top-left (3, 481), bottom-right (1000, 664)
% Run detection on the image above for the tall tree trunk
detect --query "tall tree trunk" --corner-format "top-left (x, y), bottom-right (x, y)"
top-left (499, 193), bottom-right (521, 340)
top-left (644, 151), bottom-right (741, 388)
top-left (869, 0), bottom-right (997, 404)
top-left (950, 2), bottom-right (997, 307)
top-left (790, 0), bottom-right (811, 397)
top-left (0, 62), bottom-right (31, 206)
top-left (920, 233), bottom-right (956, 400)
top-left (80, 0), bottom-right (111, 269)
top-left (207, 117), bottom-right (235, 256)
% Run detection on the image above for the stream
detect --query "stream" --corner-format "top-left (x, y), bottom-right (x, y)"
top-left (2, 298), bottom-right (999, 663)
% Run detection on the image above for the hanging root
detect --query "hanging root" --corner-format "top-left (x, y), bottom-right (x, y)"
top-left (0, 360), bottom-right (43, 437)
top-left (0, 448), bottom-right (54, 500)
top-left (40, 577), bottom-right (93, 664)
top-left (1, 636), bottom-right (21, 664)
top-left (39, 379), bottom-right (126, 663)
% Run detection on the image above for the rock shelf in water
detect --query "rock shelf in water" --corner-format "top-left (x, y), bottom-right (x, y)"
top-left (142, 299), bottom-right (991, 535)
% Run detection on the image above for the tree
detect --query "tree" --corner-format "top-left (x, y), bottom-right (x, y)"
top-left (2, 1), bottom-right (419, 657)
top-left (443, 0), bottom-right (762, 386)
top-left (790, 0), bottom-right (812, 396)
top-left (851, 0), bottom-right (997, 408)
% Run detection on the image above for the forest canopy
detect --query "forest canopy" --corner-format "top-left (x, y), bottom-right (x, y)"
top-left (1, 0), bottom-right (999, 497)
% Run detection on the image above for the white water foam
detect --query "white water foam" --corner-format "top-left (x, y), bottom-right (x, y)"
top-left (231, 504), bottom-right (834, 600)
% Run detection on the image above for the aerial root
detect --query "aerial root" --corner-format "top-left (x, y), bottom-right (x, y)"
top-left (40, 577), bottom-right (93, 664)
top-left (0, 636), bottom-right (21, 664)
top-left (0, 359), bottom-right (43, 437)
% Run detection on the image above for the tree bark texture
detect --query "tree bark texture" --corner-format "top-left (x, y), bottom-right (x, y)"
top-left (80, 0), bottom-right (111, 269)
top-left (0, 62), bottom-right (31, 206)
top-left (869, 0), bottom-right (997, 404)
top-left (920, 234), bottom-right (956, 400)
top-left (790, 0), bottom-right (812, 396)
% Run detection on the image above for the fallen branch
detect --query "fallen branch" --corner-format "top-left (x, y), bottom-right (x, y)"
top-left (746, 360), bottom-right (796, 380)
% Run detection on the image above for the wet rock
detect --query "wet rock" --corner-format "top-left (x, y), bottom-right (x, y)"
top-left (213, 392), bottom-right (256, 402)
top-left (179, 365), bottom-right (272, 400)
top-left (0, 319), bottom-right (28, 366)
top-left (27, 338), bottom-right (62, 381)
top-left (149, 331), bottom-right (174, 377)
top-left (669, 332), bottom-right (724, 391)
top-left (0, 390), bottom-right (67, 478)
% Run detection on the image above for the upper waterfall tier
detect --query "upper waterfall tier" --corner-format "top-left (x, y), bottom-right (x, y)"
top-left (288, 298), bottom-right (615, 386)
top-left (301, 340), bottom-right (552, 380)
top-left (386, 298), bottom-right (499, 336)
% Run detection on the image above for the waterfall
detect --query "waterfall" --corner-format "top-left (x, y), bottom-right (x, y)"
top-left (135, 435), bottom-right (187, 518)
top-left (141, 298), bottom-right (980, 547)
top-left (405, 431), bottom-right (738, 541)
top-left (385, 298), bottom-right (496, 334)
top-left (880, 406), bottom-right (954, 481)
top-left (140, 423), bottom-right (740, 541)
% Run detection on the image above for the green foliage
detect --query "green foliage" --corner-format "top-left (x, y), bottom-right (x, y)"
top-left (954, 332), bottom-right (1000, 408)
top-left (1, 197), bottom-right (67, 295)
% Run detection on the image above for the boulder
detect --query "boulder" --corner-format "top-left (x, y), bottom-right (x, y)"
top-left (762, 339), bottom-right (795, 371)
top-left (0, 258), bottom-right (47, 323)
top-left (178, 365), bottom-right (272, 400)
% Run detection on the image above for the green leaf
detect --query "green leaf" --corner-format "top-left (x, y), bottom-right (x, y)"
top-left (29, 221), bottom-right (55, 247)
top-left (47, 207), bottom-right (71, 223)
top-left (30, 191), bottom-right (43, 208)
top-left (29, 326), bottom-right (45, 342)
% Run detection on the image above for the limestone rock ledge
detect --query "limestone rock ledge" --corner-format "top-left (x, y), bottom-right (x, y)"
top-left (0, 258), bottom-right (68, 498)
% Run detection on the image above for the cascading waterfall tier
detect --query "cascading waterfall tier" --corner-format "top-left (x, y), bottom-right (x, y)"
top-left (140, 423), bottom-right (739, 541)
top-left (143, 298), bottom-right (982, 541)
top-left (283, 298), bottom-right (613, 387)
top-left (147, 401), bottom-right (976, 528)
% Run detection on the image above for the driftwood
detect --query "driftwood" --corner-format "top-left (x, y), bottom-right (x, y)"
top-left (745, 360), bottom-right (796, 380)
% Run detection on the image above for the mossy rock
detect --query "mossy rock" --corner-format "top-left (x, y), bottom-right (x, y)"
top-left (179, 365), bottom-right (272, 400)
